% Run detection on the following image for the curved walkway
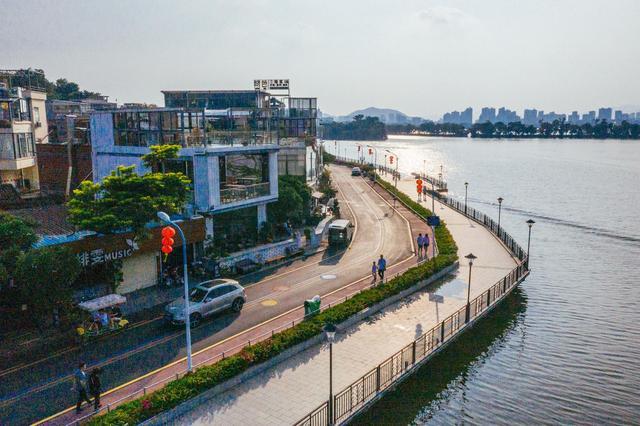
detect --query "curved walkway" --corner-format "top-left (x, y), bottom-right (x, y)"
top-left (171, 175), bottom-right (518, 425)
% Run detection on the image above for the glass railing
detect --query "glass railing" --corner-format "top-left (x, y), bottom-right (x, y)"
top-left (219, 182), bottom-right (271, 205)
top-left (182, 130), bottom-right (279, 147)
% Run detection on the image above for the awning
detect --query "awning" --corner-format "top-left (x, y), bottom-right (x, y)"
top-left (78, 294), bottom-right (127, 311)
top-left (311, 191), bottom-right (324, 199)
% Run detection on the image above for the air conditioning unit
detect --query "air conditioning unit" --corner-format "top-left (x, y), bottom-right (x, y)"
top-left (35, 121), bottom-right (42, 128)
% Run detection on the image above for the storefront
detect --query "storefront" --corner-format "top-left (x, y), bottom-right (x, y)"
top-left (62, 216), bottom-right (206, 295)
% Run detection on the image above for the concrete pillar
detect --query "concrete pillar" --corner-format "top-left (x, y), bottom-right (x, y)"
top-left (193, 154), bottom-right (209, 211)
top-left (269, 151), bottom-right (278, 196)
top-left (257, 203), bottom-right (267, 229)
top-left (208, 154), bottom-right (221, 209)
top-left (205, 216), bottom-right (214, 243)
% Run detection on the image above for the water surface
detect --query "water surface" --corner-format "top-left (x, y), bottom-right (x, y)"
top-left (327, 136), bottom-right (640, 424)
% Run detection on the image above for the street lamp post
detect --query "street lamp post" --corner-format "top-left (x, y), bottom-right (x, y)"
top-left (324, 323), bottom-right (337, 425)
top-left (464, 182), bottom-right (469, 214)
top-left (385, 149), bottom-right (399, 188)
top-left (157, 211), bottom-right (193, 372)
top-left (526, 219), bottom-right (535, 269)
top-left (367, 145), bottom-right (378, 183)
top-left (497, 197), bottom-right (504, 230)
top-left (464, 253), bottom-right (477, 323)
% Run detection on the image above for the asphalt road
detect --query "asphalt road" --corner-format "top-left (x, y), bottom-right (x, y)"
top-left (0, 165), bottom-right (414, 425)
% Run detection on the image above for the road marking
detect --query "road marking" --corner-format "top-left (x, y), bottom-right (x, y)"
top-left (261, 299), bottom-right (278, 307)
top-left (33, 166), bottom-right (421, 426)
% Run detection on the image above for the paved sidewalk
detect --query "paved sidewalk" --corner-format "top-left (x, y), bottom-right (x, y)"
top-left (174, 176), bottom-right (517, 425)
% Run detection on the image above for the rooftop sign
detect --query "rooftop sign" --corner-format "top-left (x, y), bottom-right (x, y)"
top-left (254, 79), bottom-right (290, 91)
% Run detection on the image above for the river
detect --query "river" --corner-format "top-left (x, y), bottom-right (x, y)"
top-left (325, 136), bottom-right (640, 425)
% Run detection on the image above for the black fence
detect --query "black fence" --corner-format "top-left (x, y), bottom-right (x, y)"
top-left (294, 173), bottom-right (529, 426)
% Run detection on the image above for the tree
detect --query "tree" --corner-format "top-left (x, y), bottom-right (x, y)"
top-left (14, 246), bottom-right (80, 325)
top-left (268, 176), bottom-right (311, 226)
top-left (0, 212), bottom-right (37, 250)
top-left (141, 144), bottom-right (182, 172)
top-left (67, 165), bottom-right (191, 237)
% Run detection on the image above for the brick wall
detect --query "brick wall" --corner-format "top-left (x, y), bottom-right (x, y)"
top-left (35, 143), bottom-right (93, 193)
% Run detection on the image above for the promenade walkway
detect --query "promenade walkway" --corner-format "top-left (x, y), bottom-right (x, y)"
top-left (173, 176), bottom-right (518, 425)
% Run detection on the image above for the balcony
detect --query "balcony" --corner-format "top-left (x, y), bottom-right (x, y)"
top-left (183, 130), bottom-right (279, 147)
top-left (220, 182), bottom-right (271, 205)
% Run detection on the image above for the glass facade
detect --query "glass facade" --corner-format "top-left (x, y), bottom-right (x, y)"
top-left (0, 132), bottom-right (35, 159)
top-left (113, 110), bottom-right (183, 147)
top-left (219, 153), bottom-right (270, 204)
top-left (0, 98), bottom-right (31, 126)
top-left (164, 91), bottom-right (263, 110)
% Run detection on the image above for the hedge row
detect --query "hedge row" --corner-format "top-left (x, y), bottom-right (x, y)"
top-left (88, 170), bottom-right (458, 426)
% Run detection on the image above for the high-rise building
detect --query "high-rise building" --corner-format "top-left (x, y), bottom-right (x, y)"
top-left (460, 107), bottom-right (472, 127)
top-left (496, 107), bottom-right (519, 123)
top-left (523, 109), bottom-right (538, 126)
top-left (568, 111), bottom-right (580, 124)
top-left (598, 107), bottom-right (612, 121)
top-left (477, 107), bottom-right (496, 123)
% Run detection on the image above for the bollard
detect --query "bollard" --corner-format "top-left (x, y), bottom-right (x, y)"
top-left (176, 373), bottom-right (179, 380)
top-left (107, 404), bottom-right (111, 412)
top-left (222, 351), bottom-right (225, 359)
top-left (143, 386), bottom-right (147, 396)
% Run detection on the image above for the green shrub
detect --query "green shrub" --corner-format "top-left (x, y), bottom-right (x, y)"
top-left (88, 172), bottom-right (459, 426)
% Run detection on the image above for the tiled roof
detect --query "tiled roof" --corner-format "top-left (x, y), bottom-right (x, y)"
top-left (7, 204), bottom-right (76, 236)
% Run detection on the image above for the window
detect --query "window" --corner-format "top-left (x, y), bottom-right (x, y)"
top-left (0, 134), bottom-right (14, 159)
top-left (33, 106), bottom-right (40, 123)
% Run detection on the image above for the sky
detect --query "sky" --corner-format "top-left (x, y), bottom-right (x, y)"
top-left (2, 0), bottom-right (639, 119)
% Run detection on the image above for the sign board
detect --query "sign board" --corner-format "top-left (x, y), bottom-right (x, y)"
top-left (429, 293), bottom-right (444, 303)
top-left (253, 79), bottom-right (290, 91)
top-left (427, 216), bottom-right (440, 227)
top-left (76, 238), bottom-right (139, 268)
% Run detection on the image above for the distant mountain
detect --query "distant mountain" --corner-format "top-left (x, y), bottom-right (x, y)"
top-left (330, 107), bottom-right (427, 125)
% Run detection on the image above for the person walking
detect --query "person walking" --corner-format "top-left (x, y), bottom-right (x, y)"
top-left (88, 368), bottom-right (102, 411)
top-left (371, 261), bottom-right (378, 282)
top-left (73, 362), bottom-right (92, 413)
top-left (377, 254), bottom-right (386, 281)
top-left (422, 233), bottom-right (430, 260)
top-left (416, 233), bottom-right (424, 257)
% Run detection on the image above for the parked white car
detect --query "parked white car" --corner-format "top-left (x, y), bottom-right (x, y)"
top-left (164, 279), bottom-right (246, 327)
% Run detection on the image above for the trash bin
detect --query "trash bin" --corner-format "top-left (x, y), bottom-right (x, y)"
top-left (304, 295), bottom-right (321, 317)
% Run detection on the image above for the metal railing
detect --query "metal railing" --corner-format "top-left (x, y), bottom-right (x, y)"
top-left (295, 174), bottom-right (530, 426)
top-left (219, 182), bottom-right (271, 204)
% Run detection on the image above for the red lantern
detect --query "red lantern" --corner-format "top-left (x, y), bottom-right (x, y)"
top-left (161, 226), bottom-right (176, 257)
top-left (389, 156), bottom-right (394, 164)
top-left (368, 148), bottom-right (373, 155)
top-left (161, 226), bottom-right (176, 238)
top-left (357, 145), bottom-right (361, 151)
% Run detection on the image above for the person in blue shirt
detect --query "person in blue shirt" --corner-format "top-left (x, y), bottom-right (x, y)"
top-left (422, 234), bottom-right (430, 259)
top-left (377, 254), bottom-right (387, 281)
top-left (73, 362), bottom-right (93, 413)
top-left (416, 233), bottom-right (424, 257)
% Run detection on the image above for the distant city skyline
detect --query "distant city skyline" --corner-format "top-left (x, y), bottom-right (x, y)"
top-left (440, 106), bottom-right (640, 125)
top-left (2, 0), bottom-right (639, 119)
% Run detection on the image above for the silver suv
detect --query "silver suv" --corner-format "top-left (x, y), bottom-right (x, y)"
top-left (164, 279), bottom-right (246, 327)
